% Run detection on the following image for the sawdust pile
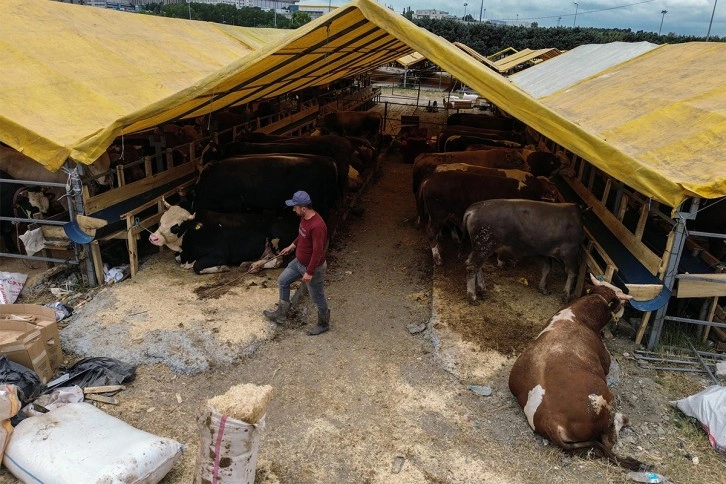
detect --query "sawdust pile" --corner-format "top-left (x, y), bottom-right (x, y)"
top-left (207, 383), bottom-right (273, 424)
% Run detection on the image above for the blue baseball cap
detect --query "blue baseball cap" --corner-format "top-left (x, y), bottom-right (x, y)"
top-left (285, 190), bottom-right (312, 206)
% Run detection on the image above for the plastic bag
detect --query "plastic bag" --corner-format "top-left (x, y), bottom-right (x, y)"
top-left (63, 357), bottom-right (136, 388)
top-left (0, 385), bottom-right (21, 463)
top-left (672, 385), bottom-right (726, 454)
top-left (0, 356), bottom-right (44, 405)
top-left (0, 272), bottom-right (27, 304)
top-left (43, 301), bottom-right (73, 321)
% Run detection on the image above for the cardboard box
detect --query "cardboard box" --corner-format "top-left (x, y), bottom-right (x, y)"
top-left (0, 320), bottom-right (52, 383)
top-left (0, 304), bottom-right (62, 372)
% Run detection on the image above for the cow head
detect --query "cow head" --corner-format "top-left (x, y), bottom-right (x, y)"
top-left (149, 198), bottom-right (195, 252)
top-left (535, 177), bottom-right (561, 202)
top-left (588, 273), bottom-right (633, 322)
top-left (25, 188), bottom-right (49, 214)
top-left (85, 151), bottom-right (114, 186)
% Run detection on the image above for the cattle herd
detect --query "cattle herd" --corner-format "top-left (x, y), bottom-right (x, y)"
top-left (148, 111), bottom-right (382, 274)
top-left (0, 105), bottom-right (684, 471)
top-left (412, 111), bottom-right (652, 469)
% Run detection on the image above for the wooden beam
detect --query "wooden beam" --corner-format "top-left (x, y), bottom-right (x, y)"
top-left (676, 273), bottom-right (726, 298)
top-left (564, 176), bottom-right (662, 274)
top-left (85, 162), bottom-right (196, 215)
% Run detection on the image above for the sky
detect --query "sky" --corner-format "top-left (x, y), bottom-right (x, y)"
top-left (308, 0), bottom-right (726, 37)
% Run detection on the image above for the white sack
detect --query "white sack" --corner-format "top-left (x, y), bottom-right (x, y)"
top-left (672, 385), bottom-right (726, 454)
top-left (3, 402), bottom-right (184, 483)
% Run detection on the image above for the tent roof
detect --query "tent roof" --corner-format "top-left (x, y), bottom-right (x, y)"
top-left (395, 52), bottom-right (427, 68)
top-left (2, 0), bottom-right (726, 207)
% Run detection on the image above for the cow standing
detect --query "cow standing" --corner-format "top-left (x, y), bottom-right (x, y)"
top-left (418, 171), bottom-right (558, 265)
top-left (508, 275), bottom-right (648, 471)
top-left (317, 111), bottom-right (382, 148)
top-left (462, 199), bottom-right (583, 303)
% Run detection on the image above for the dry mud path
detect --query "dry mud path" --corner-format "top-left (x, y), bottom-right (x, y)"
top-left (1, 154), bottom-right (720, 483)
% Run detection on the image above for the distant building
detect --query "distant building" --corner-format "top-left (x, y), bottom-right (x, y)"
top-left (413, 9), bottom-right (451, 20)
top-left (289, 3), bottom-right (337, 20)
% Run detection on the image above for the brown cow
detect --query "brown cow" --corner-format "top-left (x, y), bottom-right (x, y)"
top-left (412, 149), bottom-right (527, 196)
top-left (418, 170), bottom-right (558, 265)
top-left (462, 199), bottom-right (583, 303)
top-left (317, 111), bottom-right (382, 147)
top-left (508, 275), bottom-right (647, 471)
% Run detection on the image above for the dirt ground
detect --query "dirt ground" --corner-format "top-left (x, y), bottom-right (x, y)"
top-left (2, 127), bottom-right (724, 483)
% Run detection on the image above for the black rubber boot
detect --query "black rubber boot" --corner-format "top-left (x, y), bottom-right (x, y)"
top-left (263, 300), bottom-right (291, 323)
top-left (307, 308), bottom-right (330, 336)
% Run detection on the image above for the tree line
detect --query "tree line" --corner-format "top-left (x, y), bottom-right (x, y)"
top-left (140, 2), bottom-right (311, 29)
top-left (139, 4), bottom-right (721, 53)
top-left (412, 17), bottom-right (722, 53)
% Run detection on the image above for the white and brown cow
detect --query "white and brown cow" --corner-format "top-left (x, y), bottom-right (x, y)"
top-left (462, 199), bottom-right (583, 303)
top-left (508, 275), bottom-right (647, 470)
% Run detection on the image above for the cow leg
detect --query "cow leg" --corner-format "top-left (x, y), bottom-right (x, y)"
top-left (248, 241), bottom-right (281, 273)
top-left (180, 261), bottom-right (195, 270)
top-left (466, 250), bottom-right (489, 304)
top-left (426, 221), bottom-right (443, 266)
top-left (562, 267), bottom-right (577, 302)
top-left (538, 258), bottom-right (552, 295)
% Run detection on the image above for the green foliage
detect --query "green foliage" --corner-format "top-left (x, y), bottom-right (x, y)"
top-left (412, 18), bottom-right (723, 54)
top-left (140, 2), bottom-right (307, 29)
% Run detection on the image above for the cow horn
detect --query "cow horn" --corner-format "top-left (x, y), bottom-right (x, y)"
top-left (186, 212), bottom-right (196, 221)
top-left (589, 274), bottom-right (633, 301)
top-left (162, 196), bottom-right (171, 209)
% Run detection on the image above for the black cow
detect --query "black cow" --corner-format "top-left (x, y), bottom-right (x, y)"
top-left (446, 113), bottom-right (523, 132)
top-left (418, 171), bottom-right (558, 265)
top-left (193, 154), bottom-right (339, 221)
top-left (149, 203), bottom-right (297, 274)
top-left (462, 199), bottom-right (583, 304)
top-left (202, 135), bottom-right (352, 198)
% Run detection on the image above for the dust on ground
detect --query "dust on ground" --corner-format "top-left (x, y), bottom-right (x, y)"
top-left (1, 145), bottom-right (723, 484)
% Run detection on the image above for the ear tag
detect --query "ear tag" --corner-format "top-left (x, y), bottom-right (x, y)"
top-left (194, 222), bottom-right (204, 231)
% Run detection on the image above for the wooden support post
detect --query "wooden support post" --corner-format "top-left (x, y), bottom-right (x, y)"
top-left (634, 201), bottom-right (650, 240)
top-left (90, 240), bottom-right (104, 286)
top-left (126, 215), bottom-right (138, 277)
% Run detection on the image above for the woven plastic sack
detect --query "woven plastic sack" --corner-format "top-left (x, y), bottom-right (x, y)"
top-left (194, 406), bottom-right (265, 484)
top-left (3, 402), bottom-right (184, 483)
top-left (672, 385), bottom-right (726, 454)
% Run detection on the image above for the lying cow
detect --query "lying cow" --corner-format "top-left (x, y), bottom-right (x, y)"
top-left (462, 199), bottom-right (583, 304)
top-left (508, 275), bottom-right (647, 471)
top-left (418, 171), bottom-right (558, 265)
top-left (148, 201), bottom-right (297, 274)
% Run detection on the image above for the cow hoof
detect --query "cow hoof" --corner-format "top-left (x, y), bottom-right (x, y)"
top-left (239, 262), bottom-right (252, 272)
top-left (539, 288), bottom-right (550, 296)
top-left (180, 262), bottom-right (194, 270)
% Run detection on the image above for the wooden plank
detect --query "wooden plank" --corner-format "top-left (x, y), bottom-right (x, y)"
top-left (676, 273), bottom-right (726, 298)
top-left (702, 297), bottom-right (719, 342)
top-left (85, 161), bottom-right (196, 215)
top-left (90, 241), bottom-right (104, 286)
top-left (634, 202), bottom-right (649, 240)
top-left (86, 394), bottom-right (119, 405)
top-left (84, 385), bottom-right (126, 394)
top-left (635, 311), bottom-right (652, 346)
top-left (623, 284), bottom-right (664, 300)
top-left (564, 175), bottom-right (662, 274)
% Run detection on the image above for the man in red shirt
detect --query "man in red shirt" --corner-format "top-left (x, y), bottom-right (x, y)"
top-left (263, 190), bottom-right (330, 335)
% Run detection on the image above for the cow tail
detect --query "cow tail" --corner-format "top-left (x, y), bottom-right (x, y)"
top-left (461, 209), bottom-right (472, 247)
top-left (559, 441), bottom-right (649, 471)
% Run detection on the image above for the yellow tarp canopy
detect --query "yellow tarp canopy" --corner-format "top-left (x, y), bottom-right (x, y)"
top-left (2, 0), bottom-right (725, 208)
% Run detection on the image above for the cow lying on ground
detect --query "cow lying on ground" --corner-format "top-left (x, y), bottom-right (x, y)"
top-left (508, 275), bottom-right (648, 471)
top-left (462, 199), bottom-right (583, 303)
top-left (418, 171), bottom-right (558, 265)
top-left (148, 201), bottom-right (297, 274)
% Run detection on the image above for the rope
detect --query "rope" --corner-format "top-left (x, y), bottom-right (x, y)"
top-left (199, 253), bottom-right (284, 298)
top-left (128, 217), bottom-right (155, 235)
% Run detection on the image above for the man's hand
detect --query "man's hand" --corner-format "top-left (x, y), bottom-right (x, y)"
top-left (302, 273), bottom-right (313, 282)
top-left (279, 244), bottom-right (295, 256)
